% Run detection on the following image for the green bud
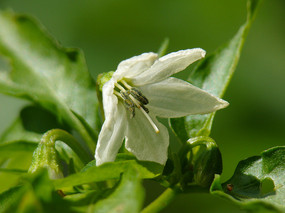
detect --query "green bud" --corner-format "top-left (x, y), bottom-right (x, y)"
top-left (29, 129), bottom-right (91, 179)
top-left (193, 141), bottom-right (222, 187)
top-left (28, 132), bottom-right (64, 179)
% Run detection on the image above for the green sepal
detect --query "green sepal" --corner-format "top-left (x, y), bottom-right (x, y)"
top-left (96, 71), bottom-right (114, 92)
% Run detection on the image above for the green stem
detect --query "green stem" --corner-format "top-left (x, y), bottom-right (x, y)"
top-left (41, 129), bottom-right (92, 164)
top-left (141, 186), bottom-right (181, 213)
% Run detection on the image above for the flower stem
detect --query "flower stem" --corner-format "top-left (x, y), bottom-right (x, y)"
top-left (41, 129), bottom-right (92, 164)
top-left (141, 186), bottom-right (181, 213)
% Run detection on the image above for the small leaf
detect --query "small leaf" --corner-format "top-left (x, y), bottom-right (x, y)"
top-left (54, 157), bottom-right (162, 189)
top-left (0, 11), bottom-right (98, 151)
top-left (211, 146), bottom-right (285, 213)
top-left (170, 0), bottom-right (262, 140)
top-left (91, 167), bottom-right (145, 213)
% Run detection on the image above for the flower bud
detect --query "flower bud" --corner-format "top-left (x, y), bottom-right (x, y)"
top-left (28, 134), bottom-right (64, 179)
top-left (193, 142), bottom-right (222, 187)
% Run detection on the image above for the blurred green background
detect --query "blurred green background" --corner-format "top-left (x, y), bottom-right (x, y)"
top-left (0, 0), bottom-right (284, 212)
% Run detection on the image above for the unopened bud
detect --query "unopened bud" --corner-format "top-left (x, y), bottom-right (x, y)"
top-left (28, 133), bottom-right (64, 179)
top-left (193, 141), bottom-right (222, 187)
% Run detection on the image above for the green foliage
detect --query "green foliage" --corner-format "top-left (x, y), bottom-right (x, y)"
top-left (0, 105), bottom-right (65, 143)
top-left (53, 155), bottom-right (162, 189)
top-left (211, 146), bottom-right (285, 213)
top-left (0, 10), bottom-right (99, 151)
top-left (91, 167), bottom-right (145, 213)
top-left (0, 170), bottom-right (75, 213)
top-left (169, 0), bottom-right (262, 141)
top-left (0, 106), bottom-right (68, 193)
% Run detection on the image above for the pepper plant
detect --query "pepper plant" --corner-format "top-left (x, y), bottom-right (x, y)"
top-left (0, 0), bottom-right (285, 212)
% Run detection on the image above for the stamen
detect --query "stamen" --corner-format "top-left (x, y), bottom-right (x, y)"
top-left (130, 88), bottom-right (149, 105)
top-left (129, 95), bottom-right (159, 134)
top-left (113, 90), bottom-right (123, 99)
top-left (128, 95), bottom-right (141, 108)
top-left (115, 82), bottom-right (126, 92)
top-left (120, 91), bottom-right (135, 118)
top-left (121, 79), bottom-right (132, 90)
top-left (115, 80), bottom-right (159, 133)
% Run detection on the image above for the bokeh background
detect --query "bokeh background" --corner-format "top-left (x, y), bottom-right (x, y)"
top-left (0, 0), bottom-right (284, 212)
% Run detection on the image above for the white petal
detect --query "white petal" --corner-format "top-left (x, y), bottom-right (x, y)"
top-left (113, 52), bottom-right (158, 81)
top-left (125, 111), bottom-right (169, 165)
top-left (139, 77), bottom-right (229, 118)
top-left (132, 48), bottom-right (206, 85)
top-left (95, 103), bottom-right (127, 166)
top-left (102, 79), bottom-right (118, 120)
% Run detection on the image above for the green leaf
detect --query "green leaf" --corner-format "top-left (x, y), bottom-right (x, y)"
top-left (54, 156), bottom-right (163, 189)
top-left (91, 167), bottom-right (145, 213)
top-left (0, 186), bottom-right (26, 213)
top-left (0, 10), bottom-right (98, 151)
top-left (211, 146), bottom-right (285, 213)
top-left (0, 105), bottom-right (68, 144)
top-left (0, 170), bottom-right (76, 213)
top-left (0, 141), bottom-right (36, 193)
top-left (0, 141), bottom-right (37, 157)
top-left (170, 0), bottom-right (262, 141)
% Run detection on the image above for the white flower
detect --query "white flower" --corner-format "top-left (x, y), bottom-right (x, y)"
top-left (95, 48), bottom-right (228, 166)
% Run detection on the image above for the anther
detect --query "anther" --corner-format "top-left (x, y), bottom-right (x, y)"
top-left (128, 94), bottom-right (159, 134)
top-left (120, 91), bottom-right (135, 118)
top-left (129, 88), bottom-right (149, 105)
top-left (115, 80), bottom-right (159, 134)
top-left (140, 104), bottom-right (149, 113)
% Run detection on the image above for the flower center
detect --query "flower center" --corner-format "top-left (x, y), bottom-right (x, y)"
top-left (114, 79), bottom-right (159, 134)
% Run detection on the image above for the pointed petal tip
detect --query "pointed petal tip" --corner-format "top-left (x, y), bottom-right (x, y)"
top-left (181, 48), bottom-right (206, 58)
top-left (193, 48), bottom-right (206, 58)
top-left (200, 49), bottom-right (206, 58)
top-left (216, 99), bottom-right (229, 110)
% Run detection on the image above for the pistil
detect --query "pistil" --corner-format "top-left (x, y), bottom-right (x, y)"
top-left (139, 107), bottom-right (160, 134)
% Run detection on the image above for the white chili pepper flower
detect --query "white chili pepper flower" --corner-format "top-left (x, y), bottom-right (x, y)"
top-left (95, 49), bottom-right (228, 166)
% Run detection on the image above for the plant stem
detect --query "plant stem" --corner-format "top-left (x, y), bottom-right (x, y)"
top-left (41, 129), bottom-right (92, 164)
top-left (141, 186), bottom-right (181, 213)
